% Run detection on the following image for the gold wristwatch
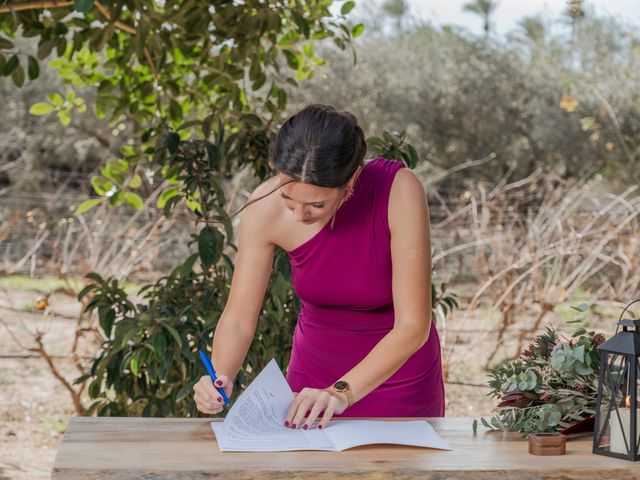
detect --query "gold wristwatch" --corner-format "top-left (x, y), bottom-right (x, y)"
top-left (332, 380), bottom-right (354, 407)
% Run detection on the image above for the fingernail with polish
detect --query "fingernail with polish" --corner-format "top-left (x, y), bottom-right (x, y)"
top-left (318, 425), bottom-right (323, 430)
top-left (217, 396), bottom-right (222, 402)
top-left (215, 380), bottom-right (222, 386)
top-left (303, 424), bottom-right (308, 430)
top-left (284, 421), bottom-right (289, 427)
top-left (291, 424), bottom-right (296, 429)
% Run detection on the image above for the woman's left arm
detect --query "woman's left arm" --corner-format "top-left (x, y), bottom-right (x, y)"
top-left (338, 168), bottom-right (433, 399)
top-left (285, 169), bottom-right (432, 429)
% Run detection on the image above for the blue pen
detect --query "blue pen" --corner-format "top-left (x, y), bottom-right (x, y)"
top-left (198, 349), bottom-right (230, 407)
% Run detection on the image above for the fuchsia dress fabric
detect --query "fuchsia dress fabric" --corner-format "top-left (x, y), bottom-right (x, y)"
top-left (285, 157), bottom-right (445, 417)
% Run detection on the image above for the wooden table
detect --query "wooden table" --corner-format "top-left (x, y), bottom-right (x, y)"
top-left (51, 417), bottom-right (639, 479)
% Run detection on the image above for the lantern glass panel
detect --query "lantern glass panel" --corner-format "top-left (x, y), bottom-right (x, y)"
top-left (596, 353), bottom-right (632, 454)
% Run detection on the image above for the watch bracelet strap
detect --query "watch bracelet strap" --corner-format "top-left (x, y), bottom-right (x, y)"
top-left (332, 386), bottom-right (354, 407)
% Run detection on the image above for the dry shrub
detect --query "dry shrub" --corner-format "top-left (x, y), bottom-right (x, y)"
top-left (430, 171), bottom-right (640, 370)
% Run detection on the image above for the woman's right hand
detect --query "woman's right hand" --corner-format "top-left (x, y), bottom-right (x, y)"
top-left (193, 374), bottom-right (233, 415)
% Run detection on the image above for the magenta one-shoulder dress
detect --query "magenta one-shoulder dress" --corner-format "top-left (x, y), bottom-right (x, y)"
top-left (285, 157), bottom-right (445, 417)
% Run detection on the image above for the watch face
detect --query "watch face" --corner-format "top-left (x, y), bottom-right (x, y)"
top-left (334, 381), bottom-right (349, 392)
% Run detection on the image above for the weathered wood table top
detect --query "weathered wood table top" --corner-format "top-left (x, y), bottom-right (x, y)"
top-left (51, 416), bottom-right (639, 479)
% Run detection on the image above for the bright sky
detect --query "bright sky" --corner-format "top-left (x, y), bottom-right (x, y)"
top-left (350, 0), bottom-right (640, 36)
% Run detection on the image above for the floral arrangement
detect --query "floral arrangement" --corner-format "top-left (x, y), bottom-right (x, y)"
top-left (477, 309), bottom-right (606, 435)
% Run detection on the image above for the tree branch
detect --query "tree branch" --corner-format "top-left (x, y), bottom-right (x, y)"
top-left (0, 0), bottom-right (72, 13)
top-left (94, 2), bottom-right (136, 36)
top-left (32, 333), bottom-right (86, 415)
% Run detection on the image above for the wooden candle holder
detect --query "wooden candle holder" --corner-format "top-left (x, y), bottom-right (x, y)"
top-left (528, 432), bottom-right (567, 455)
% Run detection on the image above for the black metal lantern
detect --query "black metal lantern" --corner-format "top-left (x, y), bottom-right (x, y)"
top-left (593, 299), bottom-right (640, 461)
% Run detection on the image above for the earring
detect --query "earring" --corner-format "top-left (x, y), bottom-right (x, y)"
top-left (343, 184), bottom-right (355, 201)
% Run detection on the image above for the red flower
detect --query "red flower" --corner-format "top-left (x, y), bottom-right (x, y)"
top-left (498, 392), bottom-right (529, 408)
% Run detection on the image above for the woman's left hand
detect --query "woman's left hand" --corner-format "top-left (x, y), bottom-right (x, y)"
top-left (285, 387), bottom-right (349, 430)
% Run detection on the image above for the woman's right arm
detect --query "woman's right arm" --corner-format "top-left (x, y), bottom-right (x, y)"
top-left (193, 187), bottom-right (276, 414)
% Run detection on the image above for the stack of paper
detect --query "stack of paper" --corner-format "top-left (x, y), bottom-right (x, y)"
top-left (210, 359), bottom-right (451, 452)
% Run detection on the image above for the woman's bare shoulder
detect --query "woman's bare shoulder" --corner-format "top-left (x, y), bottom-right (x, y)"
top-left (238, 176), bottom-right (285, 234)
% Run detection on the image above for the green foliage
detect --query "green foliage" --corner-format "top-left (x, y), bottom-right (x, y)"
top-left (432, 282), bottom-right (459, 317)
top-left (478, 308), bottom-right (605, 435)
top-left (367, 130), bottom-right (419, 169)
top-left (75, 198), bottom-right (102, 215)
top-left (77, 267), bottom-right (224, 416)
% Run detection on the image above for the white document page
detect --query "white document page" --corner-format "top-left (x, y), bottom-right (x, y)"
top-left (210, 358), bottom-right (450, 452)
top-left (212, 359), bottom-right (334, 451)
top-left (323, 419), bottom-right (451, 451)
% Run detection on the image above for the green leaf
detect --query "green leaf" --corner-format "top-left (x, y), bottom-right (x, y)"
top-left (3, 54), bottom-right (18, 76)
top-left (75, 198), bottom-right (102, 215)
top-left (159, 320), bottom-right (182, 348)
top-left (163, 131), bottom-right (180, 154)
top-left (29, 102), bottom-right (54, 115)
top-left (180, 253), bottom-right (199, 277)
top-left (168, 99), bottom-right (182, 120)
top-left (128, 174), bottom-right (142, 188)
top-left (570, 344), bottom-right (585, 361)
top-left (480, 417), bottom-right (494, 430)
top-left (47, 92), bottom-right (65, 107)
top-left (550, 351), bottom-right (566, 371)
top-left (575, 363), bottom-right (593, 375)
top-left (123, 192), bottom-right (144, 210)
top-left (407, 144), bottom-right (418, 168)
top-left (91, 176), bottom-right (114, 196)
top-left (547, 410), bottom-right (562, 427)
top-left (0, 37), bottom-right (13, 50)
top-left (282, 49), bottom-right (299, 69)
top-left (37, 38), bottom-right (56, 60)
top-left (27, 55), bottom-right (39, 80)
top-left (198, 226), bottom-right (224, 270)
top-left (572, 327), bottom-right (587, 337)
top-left (567, 317), bottom-right (585, 324)
top-left (341, 1), bottom-right (355, 15)
top-left (302, 43), bottom-right (314, 58)
top-left (176, 380), bottom-right (197, 402)
top-left (152, 333), bottom-right (166, 358)
top-left (74, 0), bottom-right (95, 13)
top-left (107, 158), bottom-right (129, 177)
top-left (570, 303), bottom-right (589, 312)
top-left (88, 379), bottom-right (101, 398)
top-left (289, 11), bottom-right (310, 38)
top-left (130, 356), bottom-right (139, 376)
top-left (57, 109), bottom-right (71, 126)
top-left (11, 64), bottom-right (24, 87)
top-left (99, 309), bottom-right (116, 337)
top-left (157, 187), bottom-right (180, 209)
top-left (352, 24), bottom-right (365, 38)
top-left (206, 142), bottom-right (220, 170)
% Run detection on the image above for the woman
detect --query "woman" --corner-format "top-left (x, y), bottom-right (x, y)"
top-left (193, 104), bottom-right (444, 429)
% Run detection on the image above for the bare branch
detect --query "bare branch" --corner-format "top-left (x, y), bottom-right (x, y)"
top-left (0, 0), bottom-right (72, 13)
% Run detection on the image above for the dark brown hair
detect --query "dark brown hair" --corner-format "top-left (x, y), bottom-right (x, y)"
top-left (230, 104), bottom-right (367, 218)
top-left (271, 104), bottom-right (367, 187)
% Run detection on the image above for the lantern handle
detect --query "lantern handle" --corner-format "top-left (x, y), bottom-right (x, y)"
top-left (616, 298), bottom-right (640, 334)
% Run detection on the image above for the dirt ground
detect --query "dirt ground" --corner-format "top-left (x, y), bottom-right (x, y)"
top-left (0, 284), bottom-right (526, 480)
